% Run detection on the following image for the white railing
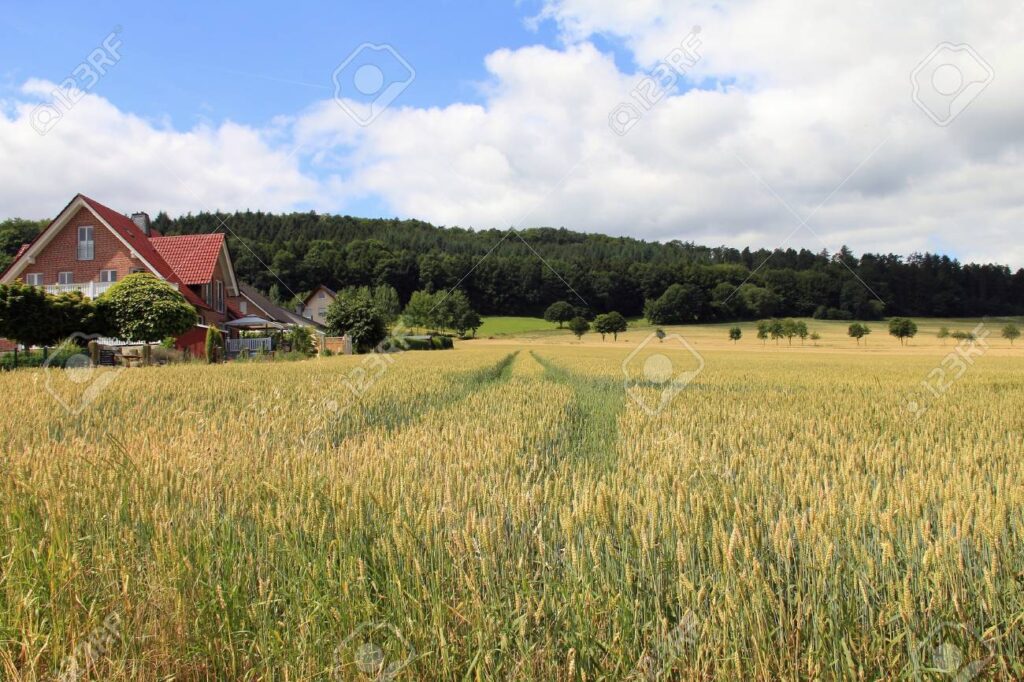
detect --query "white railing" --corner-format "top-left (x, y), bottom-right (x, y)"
top-left (43, 281), bottom-right (115, 298)
top-left (42, 281), bottom-right (177, 298)
top-left (227, 337), bottom-right (273, 354)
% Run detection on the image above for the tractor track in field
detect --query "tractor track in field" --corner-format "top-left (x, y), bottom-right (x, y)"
top-left (321, 351), bottom-right (519, 447)
top-left (530, 351), bottom-right (627, 471)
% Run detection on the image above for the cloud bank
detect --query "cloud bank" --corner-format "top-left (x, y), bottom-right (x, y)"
top-left (2, 1), bottom-right (1023, 266)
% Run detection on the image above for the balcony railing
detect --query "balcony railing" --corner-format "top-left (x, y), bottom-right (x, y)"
top-left (42, 281), bottom-right (178, 298)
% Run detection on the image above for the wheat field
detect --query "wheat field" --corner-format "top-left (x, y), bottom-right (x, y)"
top-left (1, 331), bottom-right (1022, 680)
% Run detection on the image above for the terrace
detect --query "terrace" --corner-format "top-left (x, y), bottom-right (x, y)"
top-left (42, 281), bottom-right (179, 298)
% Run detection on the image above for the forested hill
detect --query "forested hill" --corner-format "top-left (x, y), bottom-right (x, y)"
top-left (5, 211), bottom-right (1023, 320)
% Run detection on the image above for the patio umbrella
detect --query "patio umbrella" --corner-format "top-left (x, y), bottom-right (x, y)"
top-left (225, 315), bottom-right (286, 331)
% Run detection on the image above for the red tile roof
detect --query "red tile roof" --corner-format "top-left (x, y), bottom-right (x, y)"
top-left (0, 338), bottom-right (17, 352)
top-left (149, 233), bottom-right (226, 286)
top-left (78, 195), bottom-right (212, 311)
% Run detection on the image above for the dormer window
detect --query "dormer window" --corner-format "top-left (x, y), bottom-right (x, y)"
top-left (77, 226), bottom-right (94, 260)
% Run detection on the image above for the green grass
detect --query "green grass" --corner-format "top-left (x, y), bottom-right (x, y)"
top-left (476, 316), bottom-right (558, 336)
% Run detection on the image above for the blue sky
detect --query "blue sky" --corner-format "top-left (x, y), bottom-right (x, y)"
top-left (0, 2), bottom-right (569, 127)
top-left (0, 1), bottom-right (1020, 266)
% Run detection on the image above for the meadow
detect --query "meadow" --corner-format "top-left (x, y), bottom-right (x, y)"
top-left (1, 320), bottom-right (1022, 679)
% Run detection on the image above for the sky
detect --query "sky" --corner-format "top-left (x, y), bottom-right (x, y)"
top-left (1, 1), bottom-right (1022, 267)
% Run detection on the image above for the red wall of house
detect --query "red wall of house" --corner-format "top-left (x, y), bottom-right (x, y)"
top-left (17, 207), bottom-right (146, 284)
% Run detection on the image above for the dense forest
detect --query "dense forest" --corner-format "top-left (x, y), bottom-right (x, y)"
top-left (4, 212), bottom-right (1023, 321)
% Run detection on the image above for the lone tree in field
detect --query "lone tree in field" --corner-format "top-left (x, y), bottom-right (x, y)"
top-left (544, 301), bottom-right (576, 328)
top-left (97, 273), bottom-right (196, 342)
top-left (594, 311), bottom-right (628, 340)
top-left (655, 328), bottom-right (665, 343)
top-left (729, 326), bottom-right (742, 343)
top-left (810, 331), bottom-right (821, 346)
top-left (848, 322), bottom-right (871, 345)
top-left (568, 316), bottom-right (590, 340)
top-left (1002, 323), bottom-right (1020, 345)
top-left (888, 317), bottom-right (918, 346)
top-left (937, 326), bottom-right (950, 345)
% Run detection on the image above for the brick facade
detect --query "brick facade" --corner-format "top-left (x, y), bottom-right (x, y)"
top-left (17, 207), bottom-right (148, 285)
top-left (191, 254), bottom-right (231, 326)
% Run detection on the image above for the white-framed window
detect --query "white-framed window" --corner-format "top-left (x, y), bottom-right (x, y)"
top-left (58, 272), bottom-right (74, 284)
top-left (99, 270), bottom-right (117, 283)
top-left (130, 267), bottom-right (146, 274)
top-left (239, 301), bottom-right (248, 314)
top-left (318, 307), bottom-right (326, 318)
top-left (25, 273), bottom-right (43, 286)
top-left (77, 225), bottom-right (95, 261)
top-left (215, 280), bottom-right (225, 313)
top-left (201, 283), bottom-right (211, 305)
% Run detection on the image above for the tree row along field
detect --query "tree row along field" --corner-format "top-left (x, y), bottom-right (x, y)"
top-left (1, 345), bottom-right (1021, 679)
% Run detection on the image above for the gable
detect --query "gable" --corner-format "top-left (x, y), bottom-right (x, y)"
top-left (1, 203), bottom-right (159, 284)
top-left (0, 194), bottom-right (213, 312)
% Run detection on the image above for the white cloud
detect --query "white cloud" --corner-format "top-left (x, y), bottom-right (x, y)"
top-left (2, 2), bottom-right (1024, 267)
top-left (0, 80), bottom-right (319, 219)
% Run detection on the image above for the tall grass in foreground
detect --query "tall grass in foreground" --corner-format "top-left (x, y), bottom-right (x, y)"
top-left (0, 346), bottom-right (1021, 679)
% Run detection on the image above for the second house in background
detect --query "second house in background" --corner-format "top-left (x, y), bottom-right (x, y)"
top-left (298, 285), bottom-right (336, 327)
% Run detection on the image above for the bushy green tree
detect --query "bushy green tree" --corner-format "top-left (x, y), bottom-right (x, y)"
top-left (937, 326), bottom-right (950, 345)
top-left (756, 320), bottom-right (770, 345)
top-left (402, 290), bottom-right (440, 330)
top-left (326, 290), bottom-right (388, 352)
top-left (594, 311), bottom-right (628, 340)
top-left (888, 317), bottom-right (918, 345)
top-left (729, 326), bottom-right (742, 343)
top-left (453, 307), bottom-right (482, 337)
top-left (1002, 323), bottom-right (1020, 345)
top-left (96, 274), bottom-right (197, 343)
top-left (544, 301), bottom-right (575, 328)
top-left (644, 284), bottom-right (706, 325)
top-left (568, 316), bottom-right (590, 340)
top-left (781, 318), bottom-right (800, 345)
top-left (848, 322), bottom-right (871, 345)
top-left (795, 320), bottom-right (809, 345)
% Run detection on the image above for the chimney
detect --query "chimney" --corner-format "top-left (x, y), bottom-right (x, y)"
top-left (131, 212), bottom-right (152, 236)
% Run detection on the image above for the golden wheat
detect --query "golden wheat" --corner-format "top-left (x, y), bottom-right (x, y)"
top-left (0, 341), bottom-right (1021, 679)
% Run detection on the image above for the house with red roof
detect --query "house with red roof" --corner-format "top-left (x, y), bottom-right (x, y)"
top-left (0, 194), bottom-right (242, 354)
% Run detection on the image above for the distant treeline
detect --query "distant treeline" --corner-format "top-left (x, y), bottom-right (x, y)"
top-left (4, 213), bottom-right (1022, 320)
